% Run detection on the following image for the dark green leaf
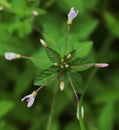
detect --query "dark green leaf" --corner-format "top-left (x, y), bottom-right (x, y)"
top-left (46, 47), bottom-right (61, 63)
top-left (34, 65), bottom-right (57, 86)
top-left (68, 72), bottom-right (84, 93)
top-left (71, 57), bottom-right (94, 71)
top-left (103, 12), bottom-right (119, 38)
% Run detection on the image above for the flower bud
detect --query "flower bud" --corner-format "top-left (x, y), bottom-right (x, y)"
top-left (54, 63), bottom-right (58, 66)
top-left (67, 54), bottom-right (71, 59)
top-left (40, 39), bottom-right (48, 47)
top-left (5, 52), bottom-right (21, 60)
top-left (67, 7), bottom-right (78, 25)
top-left (60, 81), bottom-right (64, 91)
top-left (65, 64), bottom-right (69, 68)
top-left (95, 63), bottom-right (109, 68)
top-left (32, 10), bottom-right (38, 16)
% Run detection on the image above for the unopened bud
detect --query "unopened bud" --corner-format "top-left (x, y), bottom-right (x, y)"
top-left (32, 10), bottom-right (38, 16)
top-left (40, 39), bottom-right (48, 47)
top-left (95, 63), bottom-right (109, 68)
top-left (54, 63), bottom-right (58, 66)
top-left (65, 64), bottom-right (69, 68)
top-left (67, 54), bottom-right (71, 59)
top-left (61, 65), bottom-right (64, 68)
top-left (60, 81), bottom-right (64, 91)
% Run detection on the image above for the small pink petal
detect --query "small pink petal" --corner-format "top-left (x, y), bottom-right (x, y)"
top-left (95, 63), bottom-right (109, 68)
top-left (68, 7), bottom-right (78, 21)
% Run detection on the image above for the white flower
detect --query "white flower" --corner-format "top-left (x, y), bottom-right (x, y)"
top-left (77, 105), bottom-right (84, 120)
top-left (67, 7), bottom-right (78, 24)
top-left (5, 52), bottom-right (21, 60)
top-left (95, 63), bottom-right (109, 68)
top-left (21, 91), bottom-right (37, 108)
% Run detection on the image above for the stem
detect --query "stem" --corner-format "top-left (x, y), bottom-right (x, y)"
top-left (64, 24), bottom-right (71, 55)
top-left (21, 55), bottom-right (47, 62)
top-left (36, 86), bottom-right (44, 92)
top-left (46, 87), bottom-right (57, 130)
top-left (36, 74), bottom-right (57, 93)
top-left (68, 77), bottom-right (79, 104)
top-left (68, 76), bottom-right (86, 129)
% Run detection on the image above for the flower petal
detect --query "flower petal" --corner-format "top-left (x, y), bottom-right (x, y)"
top-left (68, 7), bottom-right (78, 21)
top-left (27, 96), bottom-right (35, 107)
top-left (21, 94), bottom-right (32, 101)
top-left (5, 52), bottom-right (17, 60)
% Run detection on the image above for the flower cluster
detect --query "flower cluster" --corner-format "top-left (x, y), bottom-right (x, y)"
top-left (4, 7), bottom-right (109, 121)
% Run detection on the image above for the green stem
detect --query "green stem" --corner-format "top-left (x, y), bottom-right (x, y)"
top-left (64, 25), bottom-right (71, 55)
top-left (21, 55), bottom-right (47, 62)
top-left (46, 87), bottom-right (57, 130)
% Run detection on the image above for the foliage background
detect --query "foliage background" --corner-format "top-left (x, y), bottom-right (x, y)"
top-left (0, 0), bottom-right (119, 130)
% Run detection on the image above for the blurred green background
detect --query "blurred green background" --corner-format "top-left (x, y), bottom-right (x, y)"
top-left (0, 0), bottom-right (119, 130)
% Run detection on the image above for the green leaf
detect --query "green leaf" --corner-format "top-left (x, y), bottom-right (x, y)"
top-left (98, 103), bottom-right (114, 130)
top-left (74, 41), bottom-right (93, 58)
top-left (71, 57), bottom-right (94, 71)
top-left (46, 47), bottom-right (61, 63)
top-left (68, 72), bottom-right (84, 93)
top-left (34, 65), bottom-right (57, 86)
top-left (103, 12), bottom-right (119, 38)
top-left (0, 31), bottom-right (34, 56)
top-left (0, 100), bottom-right (14, 118)
top-left (73, 17), bottom-right (98, 40)
top-left (32, 48), bottom-right (52, 69)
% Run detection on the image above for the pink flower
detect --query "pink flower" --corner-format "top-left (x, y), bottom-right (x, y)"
top-left (67, 7), bottom-right (78, 24)
top-left (5, 52), bottom-right (21, 60)
top-left (21, 91), bottom-right (37, 108)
